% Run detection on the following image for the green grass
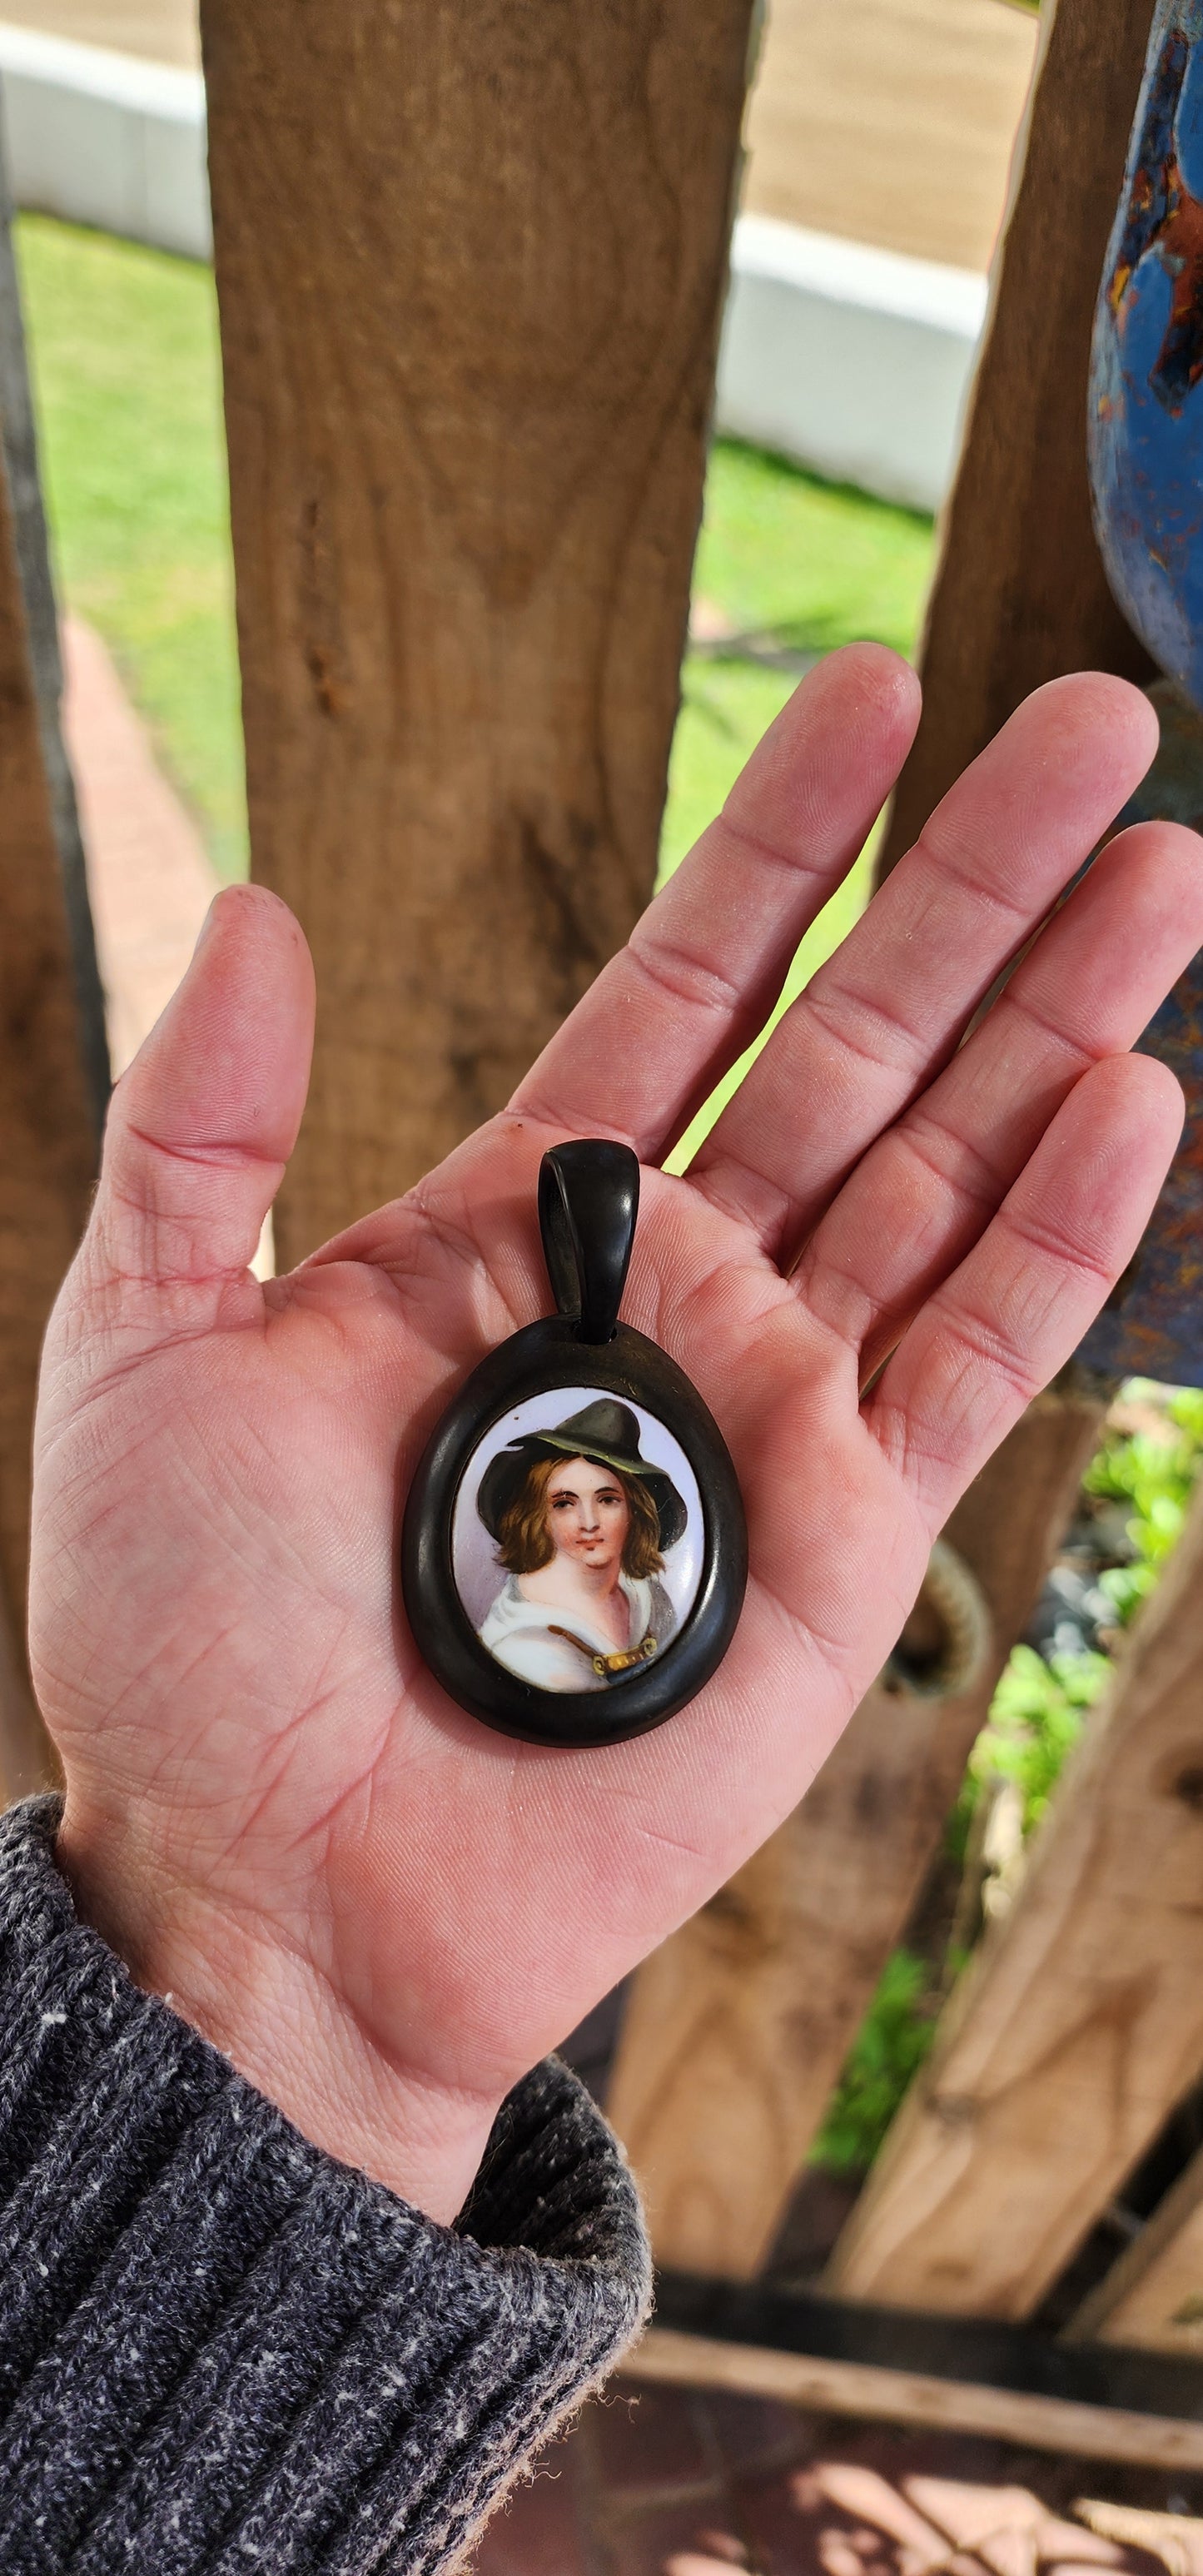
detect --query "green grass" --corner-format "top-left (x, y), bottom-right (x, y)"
top-left (13, 220), bottom-right (937, 1022)
top-left (661, 444), bottom-right (933, 881)
top-left (662, 445), bottom-right (934, 1161)
top-left (15, 216), bottom-right (246, 879)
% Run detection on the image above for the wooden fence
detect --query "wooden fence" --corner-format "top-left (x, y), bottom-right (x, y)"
top-left (3, 0), bottom-right (1203, 2462)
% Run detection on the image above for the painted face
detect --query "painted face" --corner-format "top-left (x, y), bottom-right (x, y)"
top-left (544, 1457), bottom-right (630, 1573)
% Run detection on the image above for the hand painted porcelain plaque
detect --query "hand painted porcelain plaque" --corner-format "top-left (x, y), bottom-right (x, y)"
top-left (401, 1140), bottom-right (747, 1746)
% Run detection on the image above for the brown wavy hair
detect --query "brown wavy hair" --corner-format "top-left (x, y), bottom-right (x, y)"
top-left (495, 1454), bottom-right (664, 1580)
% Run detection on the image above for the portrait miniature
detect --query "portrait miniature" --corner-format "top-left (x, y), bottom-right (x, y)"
top-left (451, 1395), bottom-right (704, 1694)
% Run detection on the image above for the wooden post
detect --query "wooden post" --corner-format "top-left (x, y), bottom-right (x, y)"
top-left (826, 1474), bottom-right (1203, 2320)
top-left (0, 149), bottom-right (106, 1796)
top-left (201, 0), bottom-right (757, 1264)
top-left (607, 1387), bottom-right (1103, 2276)
top-left (1067, 2148), bottom-right (1203, 2354)
top-left (877, 0), bottom-right (1156, 881)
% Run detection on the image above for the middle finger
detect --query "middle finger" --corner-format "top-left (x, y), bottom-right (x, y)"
top-left (689, 673), bottom-right (1158, 1265)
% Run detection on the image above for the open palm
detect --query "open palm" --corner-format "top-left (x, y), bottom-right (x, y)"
top-left (30, 646), bottom-right (1203, 2220)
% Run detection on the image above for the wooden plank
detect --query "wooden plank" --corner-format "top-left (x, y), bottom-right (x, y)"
top-left (606, 1386), bottom-right (1103, 2277)
top-left (201, 0), bottom-right (756, 1265)
top-left (1067, 2149), bottom-right (1203, 2355)
top-left (622, 2328), bottom-right (1203, 2471)
top-left (827, 1474), bottom-right (1203, 2320)
top-left (0, 160), bottom-right (104, 1796)
top-left (877, 0), bottom-right (1156, 881)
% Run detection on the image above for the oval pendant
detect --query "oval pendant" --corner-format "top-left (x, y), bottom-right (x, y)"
top-left (401, 1140), bottom-right (748, 1746)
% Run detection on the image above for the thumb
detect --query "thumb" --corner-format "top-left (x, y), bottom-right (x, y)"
top-left (89, 883), bottom-right (315, 1292)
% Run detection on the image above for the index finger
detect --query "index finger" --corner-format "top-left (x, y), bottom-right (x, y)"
top-left (510, 643), bottom-right (920, 1158)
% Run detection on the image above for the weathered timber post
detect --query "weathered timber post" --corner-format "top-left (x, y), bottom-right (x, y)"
top-left (827, 1474), bottom-right (1203, 2319)
top-left (200, 0), bottom-right (758, 1264)
top-left (0, 145), bottom-right (107, 1795)
top-left (878, 0), bottom-right (1156, 879)
top-left (1067, 2144), bottom-right (1203, 2352)
top-left (607, 1390), bottom-right (1102, 2276)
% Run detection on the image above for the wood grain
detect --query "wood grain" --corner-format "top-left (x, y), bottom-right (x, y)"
top-left (877, 0), bottom-right (1156, 880)
top-left (1067, 2146), bottom-right (1203, 2354)
top-left (827, 1474), bottom-right (1203, 2320)
top-left (622, 2326), bottom-right (1203, 2469)
top-left (201, 0), bottom-right (756, 1264)
top-left (606, 1388), bottom-right (1103, 2277)
top-left (0, 167), bottom-right (101, 1797)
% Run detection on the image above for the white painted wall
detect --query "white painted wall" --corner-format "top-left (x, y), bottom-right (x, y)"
top-left (718, 214), bottom-right (986, 514)
top-left (0, 22), bottom-right (987, 512)
top-left (0, 24), bottom-right (208, 259)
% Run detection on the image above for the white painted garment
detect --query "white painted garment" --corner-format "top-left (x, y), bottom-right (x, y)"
top-left (479, 1573), bottom-right (677, 1693)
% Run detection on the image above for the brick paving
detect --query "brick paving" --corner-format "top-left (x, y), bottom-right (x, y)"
top-left (62, 612), bottom-right (218, 1078)
top-left (473, 2381), bottom-right (1203, 2576)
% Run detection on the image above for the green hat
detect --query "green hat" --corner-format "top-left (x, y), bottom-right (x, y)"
top-left (476, 1399), bottom-right (688, 1551)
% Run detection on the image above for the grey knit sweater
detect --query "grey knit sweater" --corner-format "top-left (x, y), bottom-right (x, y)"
top-left (0, 1797), bottom-right (652, 2574)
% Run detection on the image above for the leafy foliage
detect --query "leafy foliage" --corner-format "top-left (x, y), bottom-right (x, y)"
top-left (1085, 1386), bottom-right (1203, 1624)
top-left (809, 1950), bottom-right (937, 2175)
top-left (947, 1644), bottom-right (1111, 1865)
top-left (811, 1384), bottom-right (1203, 2177)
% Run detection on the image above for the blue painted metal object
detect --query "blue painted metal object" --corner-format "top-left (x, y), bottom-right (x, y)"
top-left (1091, 0), bottom-right (1203, 699)
top-left (1076, 685), bottom-right (1203, 1386)
top-left (1079, 8), bottom-right (1203, 1384)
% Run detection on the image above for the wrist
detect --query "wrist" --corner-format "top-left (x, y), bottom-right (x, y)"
top-left (55, 1803), bottom-right (505, 2225)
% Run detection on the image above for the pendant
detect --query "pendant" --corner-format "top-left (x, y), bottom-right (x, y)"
top-left (401, 1139), bottom-right (748, 1747)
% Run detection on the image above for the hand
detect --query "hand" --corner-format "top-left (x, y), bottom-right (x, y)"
top-left (31, 647), bottom-right (1202, 2222)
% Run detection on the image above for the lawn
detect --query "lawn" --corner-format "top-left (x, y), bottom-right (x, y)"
top-left (15, 214), bottom-right (936, 1141)
top-left (17, 216), bottom-right (245, 882)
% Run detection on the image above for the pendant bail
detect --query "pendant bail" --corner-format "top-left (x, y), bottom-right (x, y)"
top-left (538, 1139), bottom-right (639, 1343)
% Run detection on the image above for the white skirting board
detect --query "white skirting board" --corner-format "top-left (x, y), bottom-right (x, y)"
top-left (720, 213), bottom-right (987, 513)
top-left (0, 21), bottom-right (987, 513)
top-left (0, 24), bottom-right (210, 262)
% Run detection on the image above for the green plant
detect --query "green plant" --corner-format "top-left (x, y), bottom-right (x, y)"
top-left (1085, 1385), bottom-right (1203, 1624)
top-left (809, 1949), bottom-right (937, 2174)
top-left (947, 1642), bottom-right (1111, 1863)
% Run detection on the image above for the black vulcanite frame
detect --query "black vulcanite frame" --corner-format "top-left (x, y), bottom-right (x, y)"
top-left (400, 1141), bottom-right (748, 1749)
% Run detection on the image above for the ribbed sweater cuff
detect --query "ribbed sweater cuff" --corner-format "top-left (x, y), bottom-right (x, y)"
top-left (0, 1796), bottom-right (651, 2575)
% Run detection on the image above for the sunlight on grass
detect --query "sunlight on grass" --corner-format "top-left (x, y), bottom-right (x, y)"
top-left (662, 828), bottom-right (879, 1174)
top-left (695, 439), bottom-right (934, 654)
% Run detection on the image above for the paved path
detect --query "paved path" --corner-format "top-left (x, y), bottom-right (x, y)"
top-left (474, 2378), bottom-right (1200, 2576)
top-left (0, 0), bottom-right (1038, 272)
top-left (62, 614), bottom-right (216, 1076)
top-left (745, 0), bottom-right (1038, 271)
top-left (1, 0), bottom-right (196, 61)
